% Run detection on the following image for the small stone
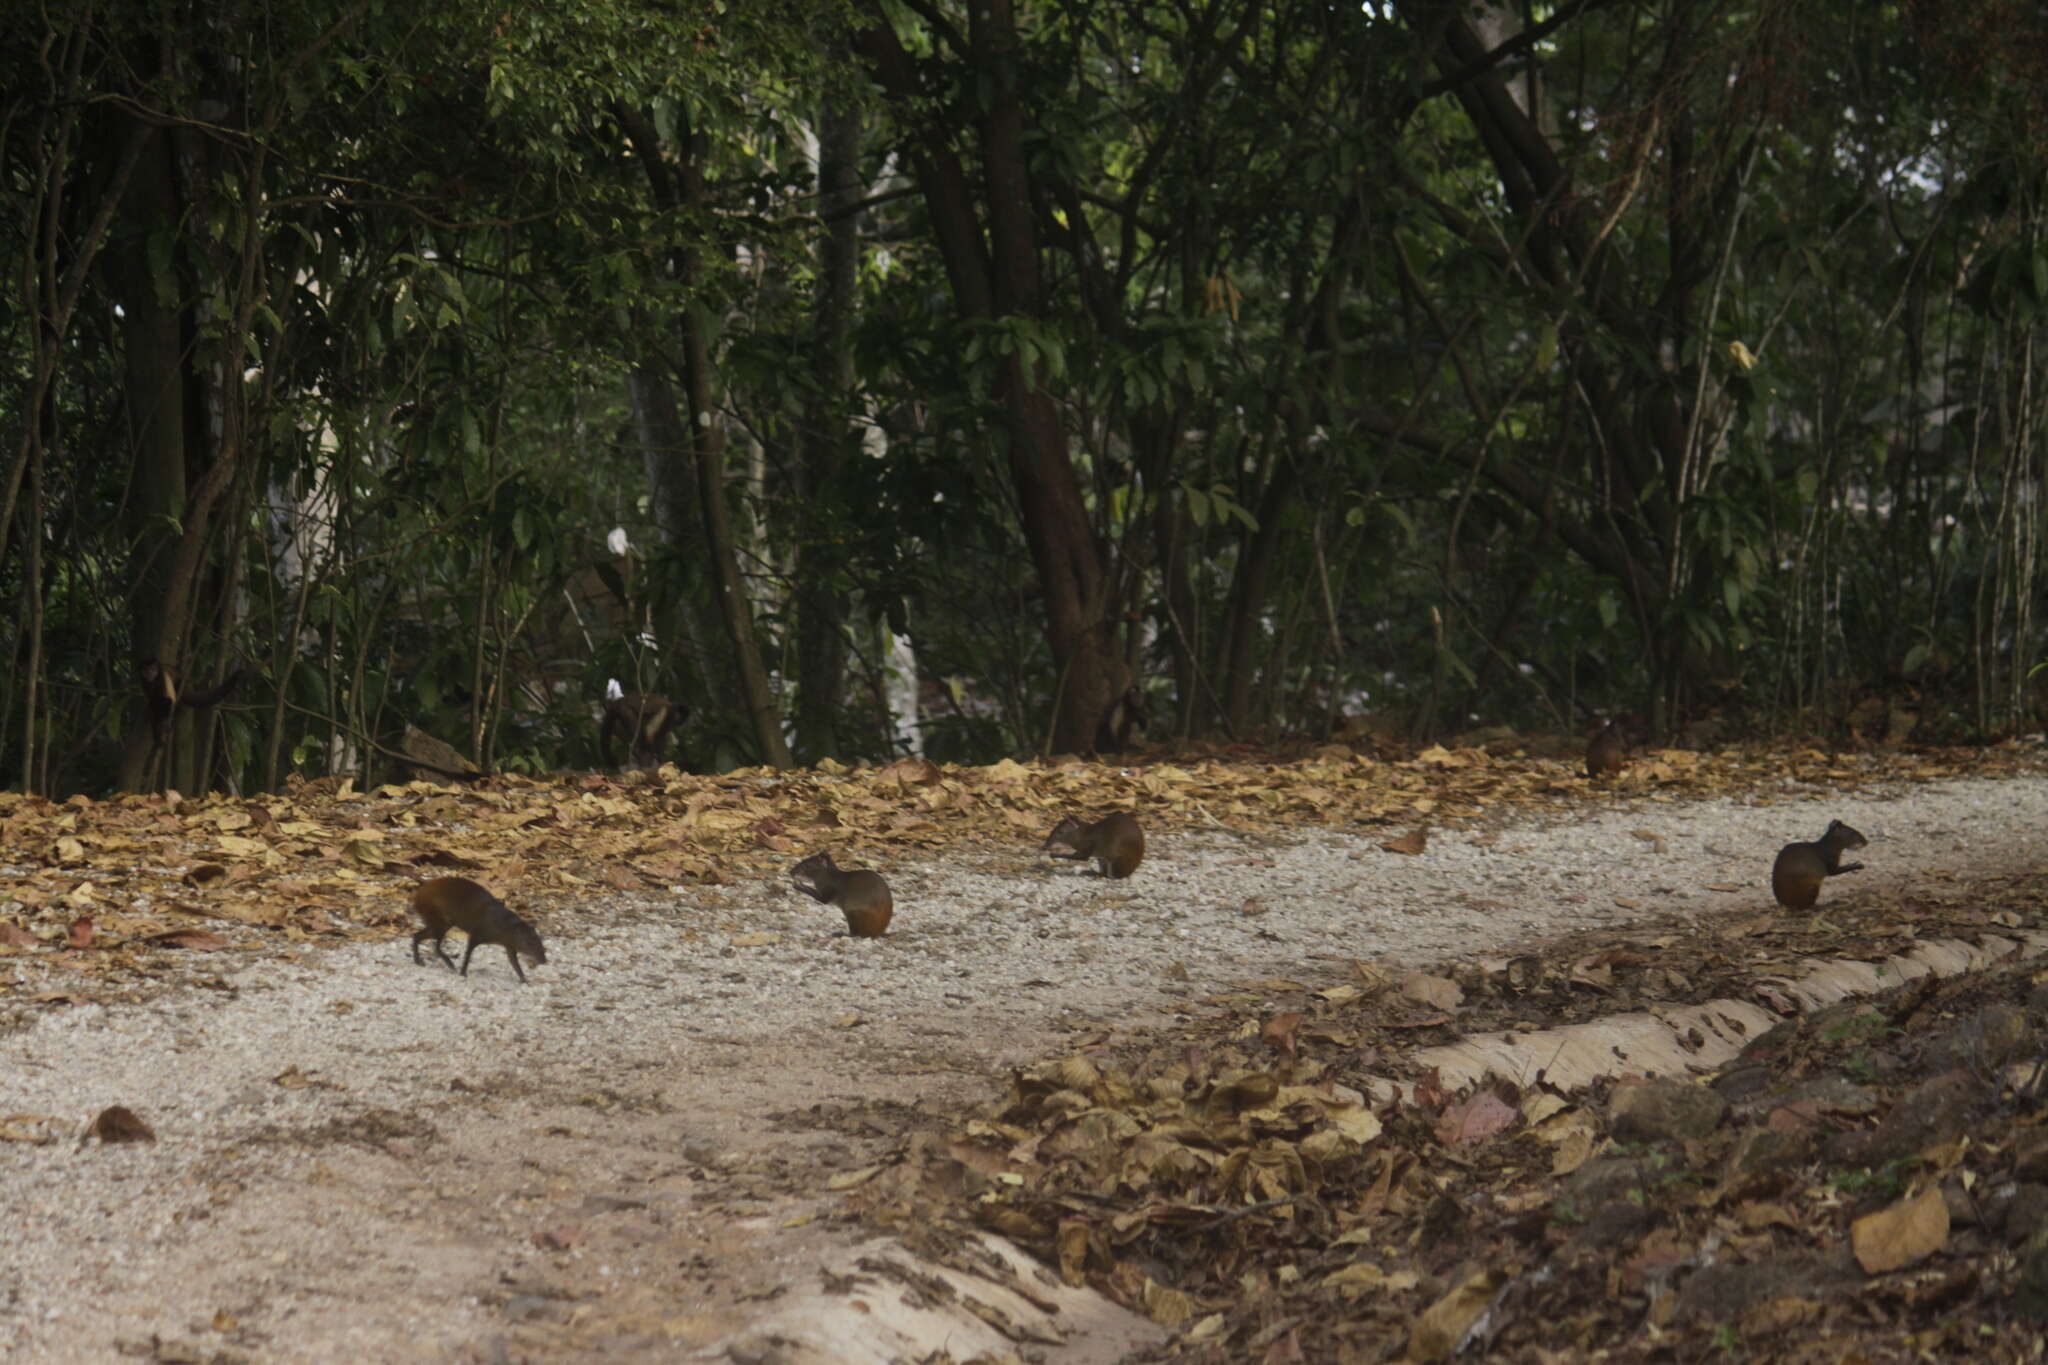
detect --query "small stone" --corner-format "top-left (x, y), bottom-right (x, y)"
top-left (2022, 1224), bottom-right (2048, 1321)
top-left (87, 1105), bottom-right (155, 1144)
top-left (1780, 1075), bottom-right (1879, 1116)
top-left (1565, 1155), bottom-right (1660, 1206)
top-left (2013, 1129), bottom-right (2048, 1181)
top-left (1572, 1200), bottom-right (1656, 1251)
top-left (2006, 1184), bottom-right (2048, 1246)
top-left (1925, 1004), bottom-right (2034, 1075)
top-left (1676, 1255), bottom-right (1839, 1322)
top-left (1712, 1064), bottom-right (1775, 1107)
top-left (1827, 1070), bottom-right (1986, 1167)
top-left (1608, 1078), bottom-right (1728, 1143)
top-left (1730, 1127), bottom-right (1810, 1174)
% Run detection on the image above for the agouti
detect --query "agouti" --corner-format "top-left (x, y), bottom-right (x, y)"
top-left (1771, 820), bottom-right (1868, 910)
top-left (1585, 721), bottom-right (1627, 779)
top-left (790, 852), bottom-right (894, 938)
top-left (1043, 811), bottom-right (1145, 879)
top-left (410, 876), bottom-right (548, 983)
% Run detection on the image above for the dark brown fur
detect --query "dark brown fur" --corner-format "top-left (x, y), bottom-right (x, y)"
top-left (790, 852), bottom-right (894, 937)
top-left (1771, 820), bottom-right (1868, 910)
top-left (1044, 811), bottom-right (1145, 879)
top-left (411, 876), bottom-right (548, 983)
top-left (1585, 721), bottom-right (1627, 779)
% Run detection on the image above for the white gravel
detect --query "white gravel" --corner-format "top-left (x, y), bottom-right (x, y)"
top-left (0, 774), bottom-right (2039, 1360)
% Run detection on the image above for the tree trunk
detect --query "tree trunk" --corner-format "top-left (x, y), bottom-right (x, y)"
top-left (615, 103), bottom-right (788, 761)
top-left (859, 0), bottom-right (1121, 754)
top-left (624, 365), bottom-right (717, 700)
top-left (794, 90), bottom-right (864, 763)
top-left (673, 117), bottom-right (792, 768)
top-left (106, 119), bottom-right (193, 789)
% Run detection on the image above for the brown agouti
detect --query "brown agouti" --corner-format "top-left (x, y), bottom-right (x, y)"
top-left (790, 852), bottom-right (894, 938)
top-left (1585, 721), bottom-right (1627, 779)
top-left (1043, 811), bottom-right (1144, 879)
top-left (410, 877), bottom-right (548, 983)
top-left (1771, 820), bottom-right (1868, 910)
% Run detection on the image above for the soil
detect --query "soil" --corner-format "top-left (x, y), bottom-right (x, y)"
top-left (3, 770), bottom-right (2046, 1361)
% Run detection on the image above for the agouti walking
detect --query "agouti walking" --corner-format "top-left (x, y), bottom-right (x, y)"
top-left (1043, 811), bottom-right (1145, 879)
top-left (410, 877), bottom-right (548, 983)
top-left (790, 852), bottom-right (894, 938)
top-left (1771, 820), bottom-right (1868, 910)
top-left (1585, 721), bottom-right (1627, 779)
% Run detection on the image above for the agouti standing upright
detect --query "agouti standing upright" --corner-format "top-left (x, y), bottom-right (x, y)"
top-left (790, 852), bottom-right (894, 938)
top-left (1585, 721), bottom-right (1627, 780)
top-left (1771, 820), bottom-right (1868, 910)
top-left (1043, 811), bottom-right (1145, 879)
top-left (410, 877), bottom-right (548, 983)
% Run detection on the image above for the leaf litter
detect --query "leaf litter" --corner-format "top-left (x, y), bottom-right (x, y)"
top-left (846, 860), bottom-right (2048, 1362)
top-left (5, 738), bottom-right (2048, 1360)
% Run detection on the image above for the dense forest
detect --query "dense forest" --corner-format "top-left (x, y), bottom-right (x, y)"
top-left (2, 0), bottom-right (2045, 796)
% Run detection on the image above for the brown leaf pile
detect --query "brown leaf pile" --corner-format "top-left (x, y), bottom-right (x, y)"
top-left (0, 741), bottom-right (2030, 995)
top-left (851, 870), bottom-right (2048, 1362)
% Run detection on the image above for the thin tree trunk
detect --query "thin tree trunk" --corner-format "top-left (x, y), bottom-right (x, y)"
top-left (794, 90), bottom-right (864, 762)
top-left (859, 0), bottom-right (1121, 753)
top-left (674, 116), bottom-right (792, 767)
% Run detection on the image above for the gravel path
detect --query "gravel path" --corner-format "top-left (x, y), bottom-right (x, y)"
top-left (2, 774), bottom-right (2041, 1360)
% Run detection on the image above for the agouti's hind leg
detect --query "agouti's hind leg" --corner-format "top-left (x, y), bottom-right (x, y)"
top-left (414, 929), bottom-right (458, 972)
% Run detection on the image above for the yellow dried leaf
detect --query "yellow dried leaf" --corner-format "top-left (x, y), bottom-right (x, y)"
top-left (1399, 973), bottom-right (1462, 1010)
top-left (1140, 1276), bottom-right (1200, 1328)
top-left (1406, 1269), bottom-right (1498, 1361)
top-left (1324, 1261), bottom-right (1388, 1298)
top-left (1851, 1186), bottom-right (1947, 1273)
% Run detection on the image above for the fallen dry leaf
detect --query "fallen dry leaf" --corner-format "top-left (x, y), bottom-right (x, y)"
top-left (151, 928), bottom-right (228, 951)
top-left (1400, 973), bottom-right (1463, 1010)
top-left (66, 916), bottom-right (93, 949)
top-left (1261, 1011), bottom-right (1305, 1059)
top-left (1380, 828), bottom-right (1429, 856)
top-left (1851, 1185), bottom-right (1948, 1273)
top-left (1435, 1092), bottom-right (1517, 1146)
top-left (1407, 1268), bottom-right (1498, 1360)
top-left (0, 1114), bottom-right (65, 1144)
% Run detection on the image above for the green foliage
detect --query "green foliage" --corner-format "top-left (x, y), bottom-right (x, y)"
top-left (4, 0), bottom-right (2048, 793)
